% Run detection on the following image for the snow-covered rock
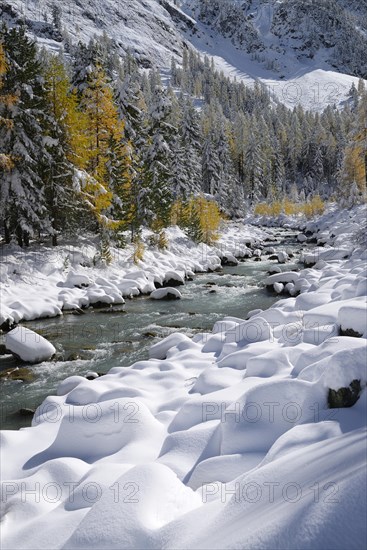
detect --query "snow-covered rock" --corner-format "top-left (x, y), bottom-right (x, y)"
top-left (297, 233), bottom-right (307, 243)
top-left (277, 251), bottom-right (289, 263)
top-left (149, 332), bottom-right (194, 360)
top-left (264, 271), bottom-right (300, 285)
top-left (273, 282), bottom-right (284, 294)
top-left (150, 287), bottom-right (182, 300)
top-left (5, 327), bottom-right (56, 363)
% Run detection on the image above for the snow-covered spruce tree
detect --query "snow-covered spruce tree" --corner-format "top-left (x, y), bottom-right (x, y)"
top-left (0, 26), bottom-right (51, 246)
top-left (71, 36), bottom-right (118, 96)
top-left (139, 85), bottom-right (175, 228)
top-left (115, 55), bottom-right (149, 237)
top-left (106, 133), bottom-right (134, 233)
top-left (243, 125), bottom-right (264, 205)
top-left (181, 96), bottom-right (202, 193)
top-left (169, 93), bottom-right (202, 200)
top-left (201, 102), bottom-right (221, 196)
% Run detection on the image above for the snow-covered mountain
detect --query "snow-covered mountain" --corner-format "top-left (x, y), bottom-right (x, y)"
top-left (1, 0), bottom-right (366, 110)
top-left (183, 0), bottom-right (367, 77)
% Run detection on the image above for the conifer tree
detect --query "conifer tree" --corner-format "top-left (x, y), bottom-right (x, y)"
top-left (0, 26), bottom-right (51, 246)
top-left (139, 86), bottom-right (175, 227)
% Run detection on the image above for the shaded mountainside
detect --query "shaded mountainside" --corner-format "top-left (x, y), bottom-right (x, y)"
top-left (182, 0), bottom-right (367, 79)
top-left (2, 0), bottom-right (367, 79)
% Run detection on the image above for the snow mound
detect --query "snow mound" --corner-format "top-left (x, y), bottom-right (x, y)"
top-left (149, 333), bottom-right (193, 360)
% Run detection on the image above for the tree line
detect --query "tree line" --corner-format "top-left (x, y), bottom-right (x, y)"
top-left (0, 26), bottom-right (366, 249)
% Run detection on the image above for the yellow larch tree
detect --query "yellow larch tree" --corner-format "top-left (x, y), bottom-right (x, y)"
top-left (0, 41), bottom-right (17, 171)
top-left (80, 64), bottom-right (132, 228)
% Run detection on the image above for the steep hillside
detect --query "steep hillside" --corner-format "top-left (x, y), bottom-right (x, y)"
top-left (180, 0), bottom-right (367, 109)
top-left (182, 0), bottom-right (367, 78)
top-left (0, 0), bottom-right (187, 66)
top-left (1, 0), bottom-right (366, 110)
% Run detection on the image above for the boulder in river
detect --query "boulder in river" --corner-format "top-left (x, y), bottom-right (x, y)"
top-left (150, 288), bottom-right (182, 300)
top-left (221, 255), bottom-right (239, 266)
top-left (5, 327), bottom-right (56, 364)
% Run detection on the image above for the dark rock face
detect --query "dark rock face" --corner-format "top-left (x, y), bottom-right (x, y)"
top-left (328, 379), bottom-right (362, 408)
top-left (162, 292), bottom-right (181, 300)
top-left (18, 408), bottom-right (35, 417)
top-left (221, 257), bottom-right (238, 266)
top-left (340, 328), bottom-right (363, 338)
top-left (162, 279), bottom-right (184, 287)
top-left (0, 319), bottom-right (16, 332)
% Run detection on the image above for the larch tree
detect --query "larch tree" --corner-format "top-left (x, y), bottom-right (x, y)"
top-left (80, 64), bottom-right (128, 229)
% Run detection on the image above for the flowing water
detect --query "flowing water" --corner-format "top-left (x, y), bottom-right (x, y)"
top-left (0, 230), bottom-right (304, 430)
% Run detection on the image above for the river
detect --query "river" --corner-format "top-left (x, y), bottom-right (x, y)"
top-left (0, 229), bottom-right (304, 430)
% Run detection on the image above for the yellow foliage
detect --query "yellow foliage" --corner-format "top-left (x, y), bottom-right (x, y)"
top-left (79, 173), bottom-right (117, 227)
top-left (302, 203), bottom-right (314, 219)
top-left (158, 230), bottom-right (168, 250)
top-left (283, 199), bottom-right (297, 216)
top-left (341, 91), bottom-right (367, 194)
top-left (196, 196), bottom-right (221, 244)
top-left (170, 200), bottom-right (186, 226)
top-left (170, 196), bottom-right (222, 244)
top-left (254, 196), bottom-right (324, 219)
top-left (310, 195), bottom-right (325, 215)
top-left (0, 42), bottom-right (5, 77)
top-left (0, 153), bottom-right (14, 170)
top-left (254, 202), bottom-right (271, 216)
top-left (149, 230), bottom-right (168, 250)
top-left (271, 201), bottom-right (283, 216)
top-left (301, 196), bottom-right (325, 218)
top-left (150, 217), bottom-right (166, 232)
top-left (133, 237), bottom-right (145, 264)
top-left (81, 64), bottom-right (124, 183)
top-left (44, 55), bottom-right (90, 169)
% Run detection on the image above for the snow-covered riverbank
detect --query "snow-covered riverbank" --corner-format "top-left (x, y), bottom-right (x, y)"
top-left (1, 206), bottom-right (366, 549)
top-left (0, 223), bottom-right (270, 329)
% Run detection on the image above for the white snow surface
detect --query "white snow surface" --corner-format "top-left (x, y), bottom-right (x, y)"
top-left (1, 206), bottom-right (367, 549)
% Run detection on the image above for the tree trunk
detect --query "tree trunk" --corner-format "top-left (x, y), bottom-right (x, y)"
top-left (4, 221), bottom-right (10, 244)
top-left (16, 226), bottom-right (23, 247)
top-left (23, 231), bottom-right (30, 247)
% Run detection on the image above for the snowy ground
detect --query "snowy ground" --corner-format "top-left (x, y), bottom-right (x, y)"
top-left (1, 206), bottom-right (366, 549)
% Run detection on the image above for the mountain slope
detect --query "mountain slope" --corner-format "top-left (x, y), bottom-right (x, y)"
top-left (1, 0), bottom-right (366, 110)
